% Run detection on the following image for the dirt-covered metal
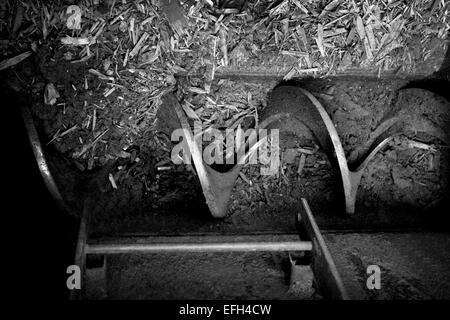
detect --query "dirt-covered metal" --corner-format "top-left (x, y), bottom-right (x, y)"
top-left (262, 86), bottom-right (449, 215)
top-left (171, 85), bottom-right (449, 217)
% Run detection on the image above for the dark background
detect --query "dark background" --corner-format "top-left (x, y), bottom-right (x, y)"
top-left (6, 89), bottom-right (77, 300)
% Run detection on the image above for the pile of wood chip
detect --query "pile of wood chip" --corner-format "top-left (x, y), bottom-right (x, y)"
top-left (1, 0), bottom-right (448, 170)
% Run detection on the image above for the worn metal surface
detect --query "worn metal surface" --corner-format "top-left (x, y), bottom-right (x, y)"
top-left (87, 234), bottom-right (312, 254)
top-left (261, 86), bottom-right (449, 214)
top-left (87, 238), bottom-right (313, 254)
top-left (260, 86), bottom-right (397, 214)
top-left (299, 198), bottom-right (348, 300)
top-left (170, 85), bottom-right (401, 216)
top-left (20, 104), bottom-right (72, 215)
top-left (168, 93), bottom-right (242, 218)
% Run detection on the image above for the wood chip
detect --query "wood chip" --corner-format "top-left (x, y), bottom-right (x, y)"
top-left (364, 37), bottom-right (373, 60)
top-left (188, 87), bottom-right (208, 94)
top-left (11, 4), bottom-right (24, 38)
top-left (355, 15), bottom-right (366, 40)
top-left (0, 51), bottom-right (32, 71)
top-left (291, 0), bottom-right (308, 14)
top-left (315, 24), bottom-right (326, 57)
top-left (281, 50), bottom-right (308, 57)
top-left (323, 28), bottom-right (347, 38)
top-left (297, 68), bottom-right (319, 74)
top-left (182, 101), bottom-right (201, 120)
top-left (298, 145), bottom-right (319, 155)
top-left (72, 129), bottom-right (109, 158)
top-left (296, 26), bottom-right (309, 51)
top-left (108, 173), bottom-right (118, 189)
top-left (89, 69), bottom-right (115, 81)
top-left (319, 0), bottom-right (341, 18)
top-left (269, 0), bottom-right (290, 17)
top-left (104, 87), bottom-right (116, 97)
top-left (365, 24), bottom-right (377, 50)
top-left (44, 83), bottom-right (60, 105)
top-left (239, 172), bottom-right (252, 185)
top-left (129, 32), bottom-right (149, 59)
top-left (406, 140), bottom-right (437, 152)
top-left (283, 67), bottom-right (297, 80)
top-left (219, 27), bottom-right (228, 66)
top-left (61, 36), bottom-right (92, 46)
top-left (297, 153), bottom-right (306, 176)
top-left (159, 0), bottom-right (188, 37)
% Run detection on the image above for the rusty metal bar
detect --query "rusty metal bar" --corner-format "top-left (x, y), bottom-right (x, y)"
top-left (174, 69), bottom-right (427, 82)
top-left (299, 198), bottom-right (348, 300)
top-left (86, 235), bottom-right (312, 254)
top-left (20, 104), bottom-right (70, 214)
top-left (70, 199), bottom-right (92, 300)
top-left (261, 86), bottom-right (400, 215)
top-left (168, 93), bottom-right (241, 218)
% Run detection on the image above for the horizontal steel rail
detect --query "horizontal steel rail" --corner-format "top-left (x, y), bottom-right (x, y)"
top-left (86, 234), bottom-right (312, 254)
